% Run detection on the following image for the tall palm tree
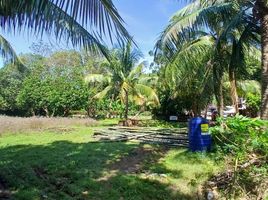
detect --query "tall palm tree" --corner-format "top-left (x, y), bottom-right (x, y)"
top-left (162, 35), bottom-right (215, 116)
top-left (180, 0), bottom-right (267, 119)
top-left (85, 42), bottom-right (159, 119)
top-left (155, 0), bottom-right (262, 116)
top-left (255, 0), bottom-right (268, 119)
top-left (0, 0), bottom-right (131, 65)
top-left (155, 1), bottom-right (235, 115)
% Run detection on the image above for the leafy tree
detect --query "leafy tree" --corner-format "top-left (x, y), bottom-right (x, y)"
top-left (81, 50), bottom-right (108, 74)
top-left (45, 50), bottom-right (83, 68)
top-left (85, 42), bottom-right (159, 119)
top-left (29, 40), bottom-right (54, 57)
top-left (0, 64), bottom-right (26, 114)
top-left (17, 65), bottom-right (89, 116)
top-left (246, 93), bottom-right (261, 117)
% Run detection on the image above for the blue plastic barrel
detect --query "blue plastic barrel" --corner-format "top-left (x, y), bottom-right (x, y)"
top-left (188, 117), bottom-right (212, 152)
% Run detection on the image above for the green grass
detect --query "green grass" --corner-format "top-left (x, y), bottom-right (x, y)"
top-left (143, 149), bottom-right (222, 195)
top-left (96, 118), bottom-right (120, 127)
top-left (0, 124), bottom-right (223, 200)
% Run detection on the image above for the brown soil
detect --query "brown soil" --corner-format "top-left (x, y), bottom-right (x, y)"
top-left (110, 146), bottom-right (168, 174)
top-left (118, 119), bottom-right (140, 127)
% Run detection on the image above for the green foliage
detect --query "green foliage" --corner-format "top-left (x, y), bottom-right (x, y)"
top-left (0, 64), bottom-right (26, 113)
top-left (152, 89), bottom-right (193, 118)
top-left (0, 0), bottom-right (131, 65)
top-left (153, 56), bottom-right (214, 118)
top-left (46, 50), bottom-right (83, 67)
top-left (87, 99), bottom-right (124, 119)
top-left (211, 115), bottom-right (267, 156)
top-left (85, 42), bottom-right (159, 119)
top-left (155, 0), bottom-right (262, 117)
top-left (87, 99), bottom-right (140, 119)
top-left (1, 48), bottom-right (156, 119)
top-left (246, 93), bottom-right (261, 117)
top-left (17, 65), bottom-right (89, 116)
top-left (210, 115), bottom-right (268, 198)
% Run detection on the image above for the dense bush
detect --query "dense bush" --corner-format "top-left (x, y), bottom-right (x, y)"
top-left (211, 115), bottom-right (267, 156)
top-left (210, 115), bottom-right (268, 198)
top-left (87, 99), bottom-right (139, 119)
top-left (246, 93), bottom-right (261, 117)
top-left (0, 64), bottom-right (26, 114)
top-left (17, 66), bottom-right (89, 117)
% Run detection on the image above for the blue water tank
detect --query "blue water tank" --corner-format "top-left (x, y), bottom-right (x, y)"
top-left (188, 117), bottom-right (212, 152)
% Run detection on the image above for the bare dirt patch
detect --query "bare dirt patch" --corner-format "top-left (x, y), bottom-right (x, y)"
top-left (110, 146), bottom-right (168, 174)
top-left (0, 116), bottom-right (97, 135)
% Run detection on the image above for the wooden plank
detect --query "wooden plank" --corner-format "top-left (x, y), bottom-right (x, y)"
top-left (93, 127), bottom-right (189, 146)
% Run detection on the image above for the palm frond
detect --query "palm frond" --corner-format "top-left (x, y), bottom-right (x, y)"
top-left (0, 34), bottom-right (27, 72)
top-left (0, 34), bottom-right (20, 64)
top-left (135, 84), bottom-right (160, 107)
top-left (237, 80), bottom-right (261, 96)
top-left (138, 75), bottom-right (158, 87)
top-left (85, 74), bottom-right (111, 84)
top-left (94, 85), bottom-right (112, 99)
top-left (0, 0), bottom-right (131, 56)
top-left (127, 64), bottom-right (143, 81)
top-left (156, 1), bottom-right (236, 55)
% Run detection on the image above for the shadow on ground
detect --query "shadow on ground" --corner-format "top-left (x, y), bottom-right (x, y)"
top-left (0, 141), bottom-right (193, 200)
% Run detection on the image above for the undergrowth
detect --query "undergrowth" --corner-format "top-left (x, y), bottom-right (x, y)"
top-left (210, 115), bottom-right (268, 199)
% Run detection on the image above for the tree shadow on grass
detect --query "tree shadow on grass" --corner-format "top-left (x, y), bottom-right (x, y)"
top-left (0, 141), bottom-right (193, 200)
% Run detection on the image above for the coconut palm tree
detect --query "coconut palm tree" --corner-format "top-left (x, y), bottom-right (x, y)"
top-left (155, 0), bottom-right (262, 116)
top-left (0, 0), bottom-right (131, 65)
top-left (254, 0), bottom-right (268, 119)
top-left (85, 42), bottom-right (159, 119)
top-left (154, 1), bottom-right (235, 115)
top-left (174, 0), bottom-right (267, 119)
top-left (162, 35), bottom-right (215, 116)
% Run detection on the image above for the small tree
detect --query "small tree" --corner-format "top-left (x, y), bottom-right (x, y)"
top-left (85, 42), bottom-right (159, 119)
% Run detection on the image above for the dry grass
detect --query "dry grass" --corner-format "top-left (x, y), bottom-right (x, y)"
top-left (0, 115), bottom-right (97, 135)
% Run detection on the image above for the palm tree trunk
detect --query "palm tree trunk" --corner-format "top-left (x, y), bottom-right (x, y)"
top-left (229, 67), bottom-right (239, 113)
top-left (259, 4), bottom-right (268, 119)
top-left (124, 88), bottom-right (129, 119)
top-left (217, 82), bottom-right (224, 117)
top-left (192, 96), bottom-right (201, 117)
top-left (213, 66), bottom-right (224, 116)
top-left (192, 100), bottom-right (198, 117)
top-left (204, 103), bottom-right (209, 119)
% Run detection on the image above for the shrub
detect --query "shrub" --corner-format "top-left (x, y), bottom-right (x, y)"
top-left (211, 115), bottom-right (267, 157)
top-left (246, 93), bottom-right (261, 117)
top-left (210, 115), bottom-right (268, 199)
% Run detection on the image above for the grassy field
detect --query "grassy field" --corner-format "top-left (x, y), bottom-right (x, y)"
top-left (0, 117), bottom-right (223, 200)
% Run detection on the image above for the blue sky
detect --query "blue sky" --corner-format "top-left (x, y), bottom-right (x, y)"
top-left (114, 0), bottom-right (185, 62)
top-left (0, 0), bottom-right (185, 64)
